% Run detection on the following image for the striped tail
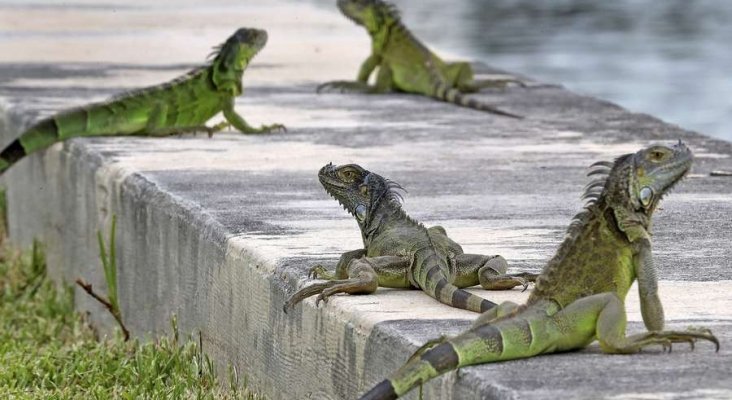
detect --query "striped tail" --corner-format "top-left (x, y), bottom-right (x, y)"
top-left (359, 339), bottom-right (464, 400)
top-left (359, 324), bottom-right (514, 399)
top-left (433, 84), bottom-right (523, 119)
top-left (0, 117), bottom-right (59, 176)
top-left (0, 139), bottom-right (26, 175)
top-left (432, 276), bottom-right (496, 313)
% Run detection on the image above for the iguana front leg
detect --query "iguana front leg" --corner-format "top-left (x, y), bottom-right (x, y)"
top-left (634, 239), bottom-right (665, 331)
top-left (357, 53), bottom-right (381, 82)
top-left (451, 253), bottom-right (537, 291)
top-left (445, 62), bottom-right (526, 93)
top-left (223, 98), bottom-right (286, 134)
top-left (283, 255), bottom-right (409, 312)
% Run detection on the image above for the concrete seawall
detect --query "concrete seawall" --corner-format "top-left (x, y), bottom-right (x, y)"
top-left (1, 1), bottom-right (731, 399)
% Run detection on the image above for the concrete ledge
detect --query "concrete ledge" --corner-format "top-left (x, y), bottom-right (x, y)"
top-left (2, 1), bottom-right (732, 399)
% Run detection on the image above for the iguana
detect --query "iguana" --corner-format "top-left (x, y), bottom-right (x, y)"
top-left (283, 163), bottom-right (537, 314)
top-left (0, 28), bottom-right (284, 175)
top-left (358, 142), bottom-right (719, 400)
top-left (318, 0), bottom-right (524, 119)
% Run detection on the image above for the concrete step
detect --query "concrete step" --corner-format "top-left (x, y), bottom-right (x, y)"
top-left (1, 1), bottom-right (731, 399)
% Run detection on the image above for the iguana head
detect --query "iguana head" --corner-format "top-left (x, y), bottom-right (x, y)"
top-left (318, 163), bottom-right (403, 230)
top-left (337, 0), bottom-right (400, 33)
top-left (592, 141), bottom-right (692, 240)
top-left (211, 28), bottom-right (268, 95)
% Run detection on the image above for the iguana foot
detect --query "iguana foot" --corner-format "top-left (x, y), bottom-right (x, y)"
top-left (236, 123), bottom-right (287, 135)
top-left (283, 281), bottom-right (334, 312)
top-left (283, 274), bottom-right (377, 312)
top-left (509, 272), bottom-right (539, 283)
top-left (480, 275), bottom-right (530, 291)
top-left (621, 328), bottom-right (719, 353)
top-left (258, 123), bottom-right (287, 133)
top-left (206, 121), bottom-right (231, 138)
top-left (315, 278), bottom-right (373, 306)
top-left (308, 264), bottom-right (336, 280)
top-left (317, 80), bottom-right (375, 94)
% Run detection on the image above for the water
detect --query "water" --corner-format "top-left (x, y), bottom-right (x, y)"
top-left (318, 0), bottom-right (732, 142)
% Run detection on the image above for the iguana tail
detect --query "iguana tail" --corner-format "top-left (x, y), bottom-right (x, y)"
top-left (0, 117), bottom-right (59, 175)
top-left (433, 84), bottom-right (523, 119)
top-left (359, 319), bottom-right (542, 400)
top-left (430, 276), bottom-right (496, 313)
top-left (0, 106), bottom-right (140, 176)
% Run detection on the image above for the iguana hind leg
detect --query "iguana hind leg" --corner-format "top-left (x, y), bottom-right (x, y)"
top-left (317, 65), bottom-right (395, 94)
top-left (472, 300), bottom-right (524, 327)
top-left (284, 255), bottom-right (409, 312)
top-left (146, 121), bottom-right (231, 138)
top-left (142, 102), bottom-right (232, 137)
top-left (452, 253), bottom-right (535, 291)
top-left (446, 62), bottom-right (526, 92)
top-left (316, 80), bottom-right (376, 94)
top-left (558, 292), bottom-right (719, 354)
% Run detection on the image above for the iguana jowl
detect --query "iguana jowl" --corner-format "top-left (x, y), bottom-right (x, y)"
top-left (0, 28), bottom-right (284, 175)
top-left (283, 163), bottom-right (537, 314)
top-left (319, 0), bottom-right (524, 118)
top-left (359, 142), bottom-right (719, 400)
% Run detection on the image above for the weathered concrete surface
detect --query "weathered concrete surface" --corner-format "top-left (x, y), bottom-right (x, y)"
top-left (1, 1), bottom-right (731, 399)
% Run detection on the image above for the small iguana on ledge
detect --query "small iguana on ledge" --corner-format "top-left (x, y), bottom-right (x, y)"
top-left (358, 142), bottom-right (719, 400)
top-left (283, 163), bottom-right (537, 314)
top-left (318, 0), bottom-right (524, 119)
top-left (0, 28), bottom-right (284, 175)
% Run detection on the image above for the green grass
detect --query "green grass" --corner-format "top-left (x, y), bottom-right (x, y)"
top-left (0, 243), bottom-right (262, 399)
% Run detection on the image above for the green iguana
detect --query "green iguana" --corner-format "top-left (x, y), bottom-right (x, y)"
top-left (318, 0), bottom-right (524, 119)
top-left (0, 28), bottom-right (284, 175)
top-left (358, 142), bottom-right (719, 400)
top-left (283, 163), bottom-right (537, 314)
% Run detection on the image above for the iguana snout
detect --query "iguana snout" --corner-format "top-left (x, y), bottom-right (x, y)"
top-left (318, 163), bottom-right (372, 219)
top-left (337, 0), bottom-right (394, 29)
top-left (231, 28), bottom-right (268, 50)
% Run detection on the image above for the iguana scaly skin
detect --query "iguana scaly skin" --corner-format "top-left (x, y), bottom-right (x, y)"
top-left (359, 142), bottom-right (719, 400)
top-left (0, 28), bottom-right (284, 175)
top-left (283, 163), bottom-right (537, 314)
top-left (318, 0), bottom-right (524, 119)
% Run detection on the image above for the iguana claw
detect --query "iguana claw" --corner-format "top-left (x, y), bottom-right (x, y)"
top-left (309, 264), bottom-right (340, 281)
top-left (317, 80), bottom-right (374, 94)
top-left (260, 123), bottom-right (287, 133)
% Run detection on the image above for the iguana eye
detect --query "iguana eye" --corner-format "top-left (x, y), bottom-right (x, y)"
top-left (639, 186), bottom-right (653, 207)
top-left (340, 170), bottom-right (358, 181)
top-left (649, 149), bottom-right (668, 162)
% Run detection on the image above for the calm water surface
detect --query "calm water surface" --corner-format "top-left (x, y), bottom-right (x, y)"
top-left (317, 0), bottom-right (732, 142)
